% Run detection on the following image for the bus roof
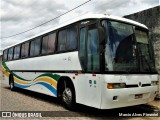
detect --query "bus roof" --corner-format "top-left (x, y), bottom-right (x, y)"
top-left (3, 14), bottom-right (148, 50)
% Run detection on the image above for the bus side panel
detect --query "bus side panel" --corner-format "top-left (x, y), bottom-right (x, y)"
top-left (13, 72), bottom-right (59, 97)
top-left (1, 51), bottom-right (81, 97)
top-left (1, 72), bottom-right (9, 85)
top-left (74, 74), bottom-right (102, 109)
top-left (1, 63), bottom-right (10, 85)
top-left (5, 51), bottom-right (81, 71)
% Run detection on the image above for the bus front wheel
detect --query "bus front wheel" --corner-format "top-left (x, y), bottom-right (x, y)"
top-left (61, 81), bottom-right (75, 110)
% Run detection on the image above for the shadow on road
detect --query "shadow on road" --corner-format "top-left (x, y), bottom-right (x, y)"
top-left (4, 86), bottom-right (160, 118)
top-left (4, 86), bottom-right (61, 105)
top-left (74, 104), bottom-right (159, 118)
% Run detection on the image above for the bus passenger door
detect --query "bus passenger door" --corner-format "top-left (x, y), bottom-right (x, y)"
top-left (78, 23), bottom-right (102, 108)
top-left (79, 23), bottom-right (100, 73)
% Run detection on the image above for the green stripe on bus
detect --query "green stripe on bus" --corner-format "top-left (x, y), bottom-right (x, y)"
top-left (2, 62), bottom-right (10, 71)
top-left (2, 62), bottom-right (30, 81)
top-left (35, 73), bottom-right (60, 81)
top-left (2, 62), bottom-right (61, 82)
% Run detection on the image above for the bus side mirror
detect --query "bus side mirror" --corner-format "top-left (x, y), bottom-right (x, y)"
top-left (98, 27), bottom-right (106, 45)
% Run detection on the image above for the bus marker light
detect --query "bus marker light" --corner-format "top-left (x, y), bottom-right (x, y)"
top-left (107, 83), bottom-right (113, 89)
top-left (78, 71), bottom-right (82, 74)
top-left (92, 74), bottom-right (96, 76)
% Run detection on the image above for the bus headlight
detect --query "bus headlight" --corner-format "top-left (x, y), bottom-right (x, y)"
top-left (151, 81), bottom-right (158, 86)
top-left (107, 83), bottom-right (126, 89)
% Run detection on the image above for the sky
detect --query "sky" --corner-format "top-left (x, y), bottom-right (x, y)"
top-left (0, 0), bottom-right (159, 53)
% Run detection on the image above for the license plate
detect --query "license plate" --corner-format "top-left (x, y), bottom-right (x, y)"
top-left (135, 94), bottom-right (143, 99)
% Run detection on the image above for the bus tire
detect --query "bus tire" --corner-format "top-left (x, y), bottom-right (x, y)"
top-left (9, 75), bottom-right (15, 91)
top-left (61, 80), bottom-right (75, 110)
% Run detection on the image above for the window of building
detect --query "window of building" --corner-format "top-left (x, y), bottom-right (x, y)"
top-left (8, 47), bottom-right (14, 61)
top-left (30, 38), bottom-right (41, 57)
top-left (13, 45), bottom-right (20, 59)
top-left (21, 42), bottom-right (29, 58)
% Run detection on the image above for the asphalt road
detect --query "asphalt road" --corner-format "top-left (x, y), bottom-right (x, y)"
top-left (0, 82), bottom-right (159, 120)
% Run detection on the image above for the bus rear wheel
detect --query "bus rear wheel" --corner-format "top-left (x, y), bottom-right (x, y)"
top-left (9, 75), bottom-right (15, 91)
top-left (61, 81), bottom-right (75, 110)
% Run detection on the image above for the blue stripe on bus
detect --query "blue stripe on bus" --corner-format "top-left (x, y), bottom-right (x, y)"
top-left (14, 82), bottom-right (57, 96)
top-left (14, 82), bottom-right (30, 88)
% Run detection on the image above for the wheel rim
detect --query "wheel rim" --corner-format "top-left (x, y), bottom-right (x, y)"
top-left (62, 88), bottom-right (72, 104)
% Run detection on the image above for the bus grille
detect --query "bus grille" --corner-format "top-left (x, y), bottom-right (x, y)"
top-left (125, 84), bottom-right (151, 88)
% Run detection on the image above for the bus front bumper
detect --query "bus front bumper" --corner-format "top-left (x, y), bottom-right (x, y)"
top-left (100, 86), bottom-right (158, 109)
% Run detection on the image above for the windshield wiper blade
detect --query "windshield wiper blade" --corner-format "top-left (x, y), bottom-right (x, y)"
top-left (142, 55), bottom-right (152, 72)
top-left (138, 47), bottom-right (152, 72)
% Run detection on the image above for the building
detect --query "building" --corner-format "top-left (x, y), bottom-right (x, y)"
top-left (124, 6), bottom-right (160, 99)
top-left (0, 52), bottom-right (2, 80)
top-left (124, 6), bottom-right (160, 72)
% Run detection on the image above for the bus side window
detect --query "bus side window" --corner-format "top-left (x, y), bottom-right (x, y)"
top-left (66, 26), bottom-right (77, 50)
top-left (79, 27), bottom-right (87, 70)
top-left (21, 42), bottom-right (29, 58)
top-left (57, 25), bottom-right (77, 52)
top-left (30, 38), bottom-right (41, 57)
top-left (8, 47), bottom-right (14, 61)
top-left (3, 49), bottom-right (8, 61)
top-left (57, 29), bottom-right (67, 51)
top-left (48, 33), bottom-right (56, 53)
top-left (13, 45), bottom-right (20, 59)
top-left (42, 32), bottom-right (56, 54)
top-left (42, 35), bottom-right (49, 54)
top-left (3, 50), bottom-right (8, 61)
top-left (87, 24), bottom-right (100, 72)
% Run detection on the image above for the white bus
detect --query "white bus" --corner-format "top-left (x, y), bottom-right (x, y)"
top-left (2, 14), bottom-right (159, 110)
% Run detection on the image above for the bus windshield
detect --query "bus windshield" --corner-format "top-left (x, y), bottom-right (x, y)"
top-left (103, 20), bottom-right (156, 73)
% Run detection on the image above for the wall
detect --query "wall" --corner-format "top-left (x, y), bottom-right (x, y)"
top-left (0, 55), bottom-right (2, 80)
top-left (124, 6), bottom-right (160, 99)
top-left (124, 6), bottom-right (160, 72)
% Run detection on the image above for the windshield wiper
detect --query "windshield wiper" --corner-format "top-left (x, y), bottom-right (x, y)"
top-left (142, 55), bottom-right (152, 72)
top-left (138, 47), bottom-right (151, 72)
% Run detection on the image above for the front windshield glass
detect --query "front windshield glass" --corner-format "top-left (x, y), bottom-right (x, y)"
top-left (135, 29), bottom-right (156, 72)
top-left (103, 20), bottom-right (156, 73)
top-left (104, 20), bottom-right (137, 72)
